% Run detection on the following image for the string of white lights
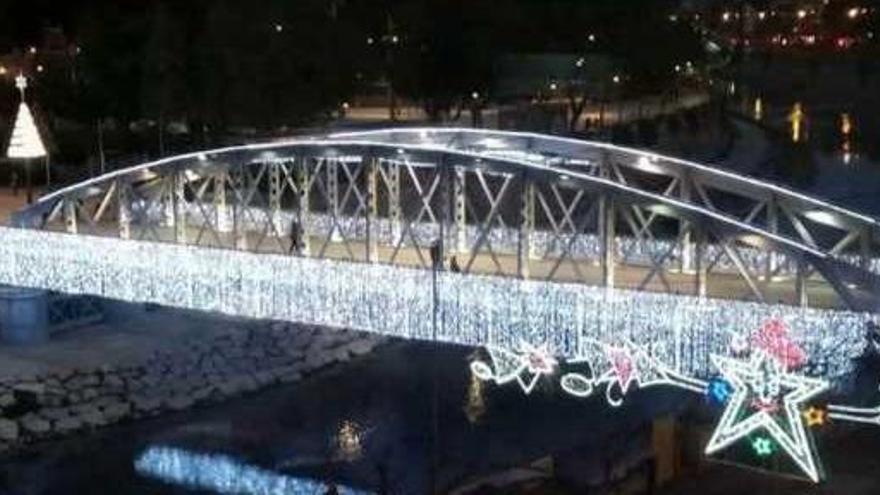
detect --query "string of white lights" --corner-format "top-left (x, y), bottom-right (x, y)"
top-left (0, 226), bottom-right (870, 387)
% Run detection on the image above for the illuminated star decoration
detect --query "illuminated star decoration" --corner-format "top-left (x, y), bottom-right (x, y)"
top-left (705, 351), bottom-right (828, 482)
top-left (470, 342), bottom-right (558, 394)
top-left (803, 406), bottom-right (827, 428)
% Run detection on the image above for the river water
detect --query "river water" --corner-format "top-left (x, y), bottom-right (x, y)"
top-left (0, 341), bottom-right (685, 495)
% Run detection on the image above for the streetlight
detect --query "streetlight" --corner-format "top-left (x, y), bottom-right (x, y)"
top-left (274, 23), bottom-right (283, 33)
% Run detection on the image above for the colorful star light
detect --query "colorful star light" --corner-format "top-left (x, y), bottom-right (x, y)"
top-left (708, 377), bottom-right (733, 405)
top-left (705, 352), bottom-right (828, 482)
top-left (751, 319), bottom-right (806, 371)
top-left (803, 406), bottom-right (827, 428)
top-left (752, 436), bottom-right (775, 457)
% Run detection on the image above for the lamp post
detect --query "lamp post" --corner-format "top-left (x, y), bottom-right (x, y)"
top-left (5, 74), bottom-right (48, 204)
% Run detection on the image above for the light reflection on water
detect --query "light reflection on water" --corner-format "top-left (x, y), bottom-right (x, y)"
top-left (752, 96), bottom-right (866, 167)
top-left (134, 446), bottom-right (373, 495)
top-left (789, 102), bottom-right (805, 143)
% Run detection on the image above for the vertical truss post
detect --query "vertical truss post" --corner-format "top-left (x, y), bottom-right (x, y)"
top-left (694, 226), bottom-right (707, 297)
top-left (232, 166), bottom-right (248, 250)
top-left (296, 158), bottom-right (311, 256)
top-left (163, 175), bottom-right (175, 229)
top-left (173, 171), bottom-right (187, 244)
top-left (366, 156), bottom-right (378, 262)
top-left (679, 170), bottom-right (694, 273)
top-left (795, 257), bottom-right (808, 308)
top-left (269, 161), bottom-right (283, 235)
top-left (389, 161), bottom-right (402, 245)
top-left (860, 228), bottom-right (872, 271)
top-left (765, 196), bottom-right (779, 280)
top-left (327, 158), bottom-right (342, 242)
top-left (453, 168), bottom-right (468, 254)
top-left (117, 180), bottom-right (131, 240)
top-left (214, 169), bottom-right (231, 234)
top-left (63, 197), bottom-right (78, 234)
top-left (518, 173), bottom-right (535, 279)
top-left (599, 193), bottom-right (616, 288)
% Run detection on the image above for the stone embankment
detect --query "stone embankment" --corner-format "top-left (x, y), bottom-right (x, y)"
top-left (0, 322), bottom-right (384, 453)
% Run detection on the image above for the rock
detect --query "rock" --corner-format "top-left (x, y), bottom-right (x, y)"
top-left (70, 403), bottom-right (101, 417)
top-left (81, 388), bottom-right (99, 401)
top-left (39, 408), bottom-right (69, 421)
top-left (349, 338), bottom-right (377, 356)
top-left (54, 416), bottom-right (82, 434)
top-left (80, 410), bottom-right (106, 427)
top-left (0, 393), bottom-right (15, 409)
top-left (19, 414), bottom-right (51, 436)
top-left (13, 382), bottom-right (45, 396)
top-left (0, 418), bottom-right (18, 441)
top-left (277, 367), bottom-right (302, 384)
top-left (192, 386), bottom-right (215, 402)
top-left (253, 371), bottom-right (276, 387)
top-left (334, 347), bottom-right (352, 362)
top-left (165, 396), bottom-right (194, 411)
top-left (131, 395), bottom-right (162, 414)
top-left (102, 375), bottom-right (125, 391)
top-left (101, 402), bottom-right (131, 422)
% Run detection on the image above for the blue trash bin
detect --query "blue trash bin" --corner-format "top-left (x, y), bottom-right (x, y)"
top-left (0, 287), bottom-right (49, 345)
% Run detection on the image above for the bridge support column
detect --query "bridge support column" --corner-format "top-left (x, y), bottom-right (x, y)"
top-left (860, 228), bottom-right (872, 271)
top-left (117, 180), bottom-right (131, 240)
top-left (679, 172), bottom-right (694, 273)
top-left (173, 171), bottom-right (188, 244)
top-left (795, 258), bottom-right (808, 308)
top-left (296, 160), bottom-right (311, 256)
top-left (453, 168), bottom-right (468, 254)
top-left (694, 227), bottom-right (707, 297)
top-left (327, 159), bottom-right (342, 243)
top-left (366, 157), bottom-right (378, 262)
top-left (232, 167), bottom-right (248, 250)
top-left (269, 163), bottom-right (283, 236)
top-left (63, 198), bottom-right (78, 234)
top-left (600, 194), bottom-right (615, 288)
top-left (389, 161), bottom-right (402, 245)
top-left (214, 170), bottom-right (232, 234)
top-left (765, 198), bottom-right (779, 280)
top-left (518, 175), bottom-right (536, 279)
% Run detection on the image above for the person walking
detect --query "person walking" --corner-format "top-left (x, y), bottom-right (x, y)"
top-left (289, 218), bottom-right (303, 255)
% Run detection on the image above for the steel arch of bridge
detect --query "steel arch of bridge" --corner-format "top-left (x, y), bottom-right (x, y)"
top-left (11, 128), bottom-right (880, 312)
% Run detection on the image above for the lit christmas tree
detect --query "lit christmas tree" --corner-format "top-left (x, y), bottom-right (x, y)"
top-left (5, 74), bottom-right (47, 159)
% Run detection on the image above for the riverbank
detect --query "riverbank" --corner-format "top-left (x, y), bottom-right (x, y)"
top-left (0, 305), bottom-right (385, 455)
